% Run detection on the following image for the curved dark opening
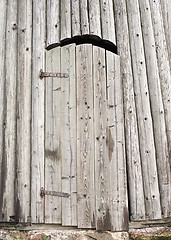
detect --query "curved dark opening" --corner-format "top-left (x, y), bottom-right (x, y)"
top-left (46, 34), bottom-right (117, 54)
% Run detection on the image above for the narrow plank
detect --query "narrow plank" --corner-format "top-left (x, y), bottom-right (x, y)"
top-left (93, 46), bottom-right (110, 230)
top-left (45, 47), bottom-right (62, 224)
top-left (46, 0), bottom-right (60, 46)
top-left (126, 0), bottom-right (161, 220)
top-left (0, 0), bottom-right (18, 222)
top-left (88, 0), bottom-right (101, 37)
top-left (100, 0), bottom-right (116, 44)
top-left (139, 0), bottom-right (171, 219)
top-left (114, 0), bottom-right (146, 221)
top-left (31, 0), bottom-right (46, 223)
top-left (61, 0), bottom-right (71, 40)
top-left (149, 1), bottom-right (171, 215)
top-left (71, 0), bottom-right (81, 37)
top-left (0, 0), bottom-right (8, 222)
top-left (16, 0), bottom-right (32, 223)
top-left (80, 0), bottom-right (89, 35)
top-left (76, 44), bottom-right (95, 228)
top-left (61, 44), bottom-right (77, 226)
top-left (160, 0), bottom-right (171, 69)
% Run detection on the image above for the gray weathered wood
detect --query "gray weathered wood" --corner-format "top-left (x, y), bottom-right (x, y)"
top-left (31, 0), bottom-right (46, 223)
top-left (46, 0), bottom-right (60, 46)
top-left (100, 0), bottom-right (116, 44)
top-left (114, 0), bottom-right (146, 221)
top-left (89, 0), bottom-right (101, 37)
top-left (93, 46), bottom-right (109, 230)
top-left (71, 0), bottom-right (81, 37)
top-left (106, 52), bottom-right (128, 231)
top-left (76, 44), bottom-right (95, 228)
top-left (126, 0), bottom-right (161, 220)
top-left (61, 0), bottom-right (71, 40)
top-left (80, 0), bottom-right (89, 35)
top-left (16, 0), bottom-right (32, 223)
top-left (45, 47), bottom-right (62, 224)
top-left (0, 0), bottom-right (7, 221)
top-left (0, 0), bottom-right (18, 222)
top-left (139, 0), bottom-right (171, 219)
top-left (61, 44), bottom-right (77, 226)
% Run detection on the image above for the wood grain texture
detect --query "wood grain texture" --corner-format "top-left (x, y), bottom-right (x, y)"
top-left (31, 0), bottom-right (46, 223)
top-left (100, 0), bottom-right (116, 44)
top-left (89, 0), bottom-right (101, 37)
top-left (61, 44), bottom-right (77, 226)
top-left (71, 0), bottom-right (81, 37)
top-left (80, 0), bottom-right (90, 35)
top-left (45, 47), bottom-right (62, 224)
top-left (61, 0), bottom-right (71, 40)
top-left (0, 0), bottom-right (18, 222)
top-left (76, 44), bottom-right (95, 228)
top-left (16, 0), bottom-right (32, 223)
top-left (139, 0), bottom-right (171, 219)
top-left (0, 0), bottom-right (7, 221)
top-left (46, 0), bottom-right (60, 46)
top-left (114, 0), bottom-right (146, 221)
top-left (126, 0), bottom-right (161, 220)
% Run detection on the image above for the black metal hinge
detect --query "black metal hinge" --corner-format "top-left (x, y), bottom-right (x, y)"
top-left (39, 69), bottom-right (69, 79)
top-left (40, 187), bottom-right (70, 198)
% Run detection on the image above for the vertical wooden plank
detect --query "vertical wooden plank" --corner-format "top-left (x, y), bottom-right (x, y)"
top-left (61, 44), bottom-right (77, 226)
top-left (126, 0), bottom-right (161, 220)
top-left (139, 0), bottom-right (171, 219)
top-left (71, 0), bottom-right (81, 37)
top-left (88, 0), bottom-right (101, 37)
top-left (45, 47), bottom-right (62, 224)
top-left (31, 0), bottom-right (46, 223)
top-left (46, 0), bottom-right (60, 46)
top-left (93, 46), bottom-right (110, 230)
top-left (16, 0), bottom-right (32, 223)
top-left (100, 0), bottom-right (116, 44)
top-left (0, 0), bottom-right (7, 221)
top-left (61, 0), bottom-right (71, 40)
top-left (80, 0), bottom-right (90, 35)
top-left (149, 0), bottom-right (171, 198)
top-left (0, 0), bottom-right (18, 222)
top-left (76, 44), bottom-right (95, 228)
top-left (114, 0), bottom-right (146, 221)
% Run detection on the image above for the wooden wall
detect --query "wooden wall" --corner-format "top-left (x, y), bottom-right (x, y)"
top-left (0, 0), bottom-right (171, 227)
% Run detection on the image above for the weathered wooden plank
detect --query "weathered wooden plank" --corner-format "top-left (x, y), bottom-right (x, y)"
top-left (61, 44), bottom-right (77, 226)
top-left (139, 0), bottom-right (171, 219)
top-left (88, 0), bottom-right (101, 37)
top-left (31, 0), bottom-right (46, 223)
top-left (16, 0), bottom-right (32, 223)
top-left (106, 52), bottom-right (128, 231)
top-left (126, 0), bottom-right (161, 220)
top-left (46, 0), bottom-right (60, 46)
top-left (61, 0), bottom-right (71, 40)
top-left (100, 0), bottom-right (116, 44)
top-left (160, 0), bottom-right (171, 70)
top-left (93, 46), bottom-right (109, 230)
top-left (0, 0), bottom-right (18, 222)
top-left (76, 44), bottom-right (95, 228)
top-left (0, 0), bottom-right (7, 221)
top-left (45, 47), bottom-right (62, 224)
top-left (71, 0), bottom-right (81, 37)
top-left (149, 1), bottom-right (171, 215)
top-left (80, 0), bottom-right (89, 35)
top-left (114, 0), bottom-right (146, 221)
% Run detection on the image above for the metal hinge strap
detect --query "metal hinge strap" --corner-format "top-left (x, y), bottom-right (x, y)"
top-left (40, 187), bottom-right (70, 198)
top-left (39, 69), bottom-right (69, 79)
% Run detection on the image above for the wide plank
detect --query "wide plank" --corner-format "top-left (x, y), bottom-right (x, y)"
top-left (61, 0), bottom-right (71, 40)
top-left (80, 0), bottom-right (89, 35)
top-left (71, 0), bottom-right (81, 37)
top-left (89, 0), bottom-right (101, 37)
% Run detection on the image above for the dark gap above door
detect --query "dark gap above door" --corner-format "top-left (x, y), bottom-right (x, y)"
top-left (46, 34), bottom-right (117, 54)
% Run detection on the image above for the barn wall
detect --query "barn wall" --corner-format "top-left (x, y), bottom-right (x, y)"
top-left (0, 0), bottom-right (171, 225)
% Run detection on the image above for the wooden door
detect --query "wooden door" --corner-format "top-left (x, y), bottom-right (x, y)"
top-left (43, 43), bottom-right (128, 231)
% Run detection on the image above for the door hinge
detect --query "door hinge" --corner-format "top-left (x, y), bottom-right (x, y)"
top-left (40, 187), bottom-right (70, 198)
top-left (39, 69), bottom-right (69, 79)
